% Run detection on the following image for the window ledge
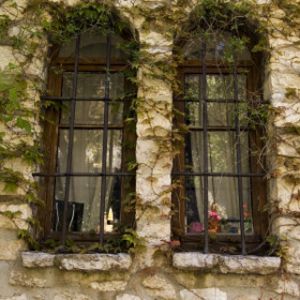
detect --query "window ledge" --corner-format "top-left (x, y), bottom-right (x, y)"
top-left (21, 252), bottom-right (132, 271)
top-left (173, 252), bottom-right (281, 275)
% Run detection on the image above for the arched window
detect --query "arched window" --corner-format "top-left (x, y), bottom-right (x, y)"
top-left (37, 23), bottom-right (136, 245)
top-left (173, 28), bottom-right (267, 255)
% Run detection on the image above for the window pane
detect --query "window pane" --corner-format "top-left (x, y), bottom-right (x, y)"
top-left (183, 32), bottom-right (252, 62)
top-left (61, 73), bottom-right (124, 125)
top-left (185, 75), bottom-right (200, 100)
top-left (54, 176), bottom-right (121, 233)
top-left (54, 129), bottom-right (122, 233)
top-left (56, 129), bottom-right (122, 173)
top-left (207, 103), bottom-right (235, 127)
top-left (185, 131), bottom-right (249, 173)
top-left (207, 75), bottom-right (247, 100)
top-left (186, 102), bottom-right (202, 127)
top-left (58, 30), bottom-right (128, 60)
top-left (62, 72), bottom-right (124, 99)
top-left (186, 177), bottom-right (253, 235)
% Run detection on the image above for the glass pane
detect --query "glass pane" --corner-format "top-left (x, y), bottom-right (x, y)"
top-left (207, 75), bottom-right (247, 100)
top-left (54, 129), bottom-right (123, 233)
top-left (61, 73), bottom-right (124, 125)
top-left (62, 72), bottom-right (124, 99)
top-left (185, 131), bottom-right (249, 174)
top-left (54, 176), bottom-right (121, 233)
top-left (183, 32), bottom-right (252, 61)
top-left (58, 30), bottom-right (128, 60)
top-left (186, 102), bottom-right (202, 127)
top-left (208, 132), bottom-right (236, 173)
top-left (185, 131), bottom-right (203, 173)
top-left (207, 102), bottom-right (235, 127)
top-left (56, 129), bottom-right (122, 173)
top-left (186, 177), bottom-right (253, 235)
top-left (185, 75), bottom-right (200, 100)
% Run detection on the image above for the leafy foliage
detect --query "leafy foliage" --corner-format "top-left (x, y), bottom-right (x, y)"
top-left (0, 0), bottom-right (298, 255)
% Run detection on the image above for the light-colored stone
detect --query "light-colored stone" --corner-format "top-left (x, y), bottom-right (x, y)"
top-left (219, 255), bottom-right (281, 275)
top-left (180, 288), bottom-right (227, 300)
top-left (53, 293), bottom-right (91, 300)
top-left (9, 270), bottom-right (47, 288)
top-left (0, 215), bottom-right (15, 230)
top-left (274, 278), bottom-right (300, 298)
top-left (0, 295), bottom-right (28, 300)
top-left (21, 252), bottom-right (55, 268)
top-left (174, 273), bottom-right (196, 288)
top-left (179, 289), bottom-right (203, 300)
top-left (233, 296), bottom-right (260, 300)
top-left (58, 253), bottom-right (132, 271)
top-left (116, 295), bottom-right (141, 300)
top-left (173, 253), bottom-right (281, 274)
top-left (142, 274), bottom-right (177, 299)
top-left (0, 239), bottom-right (25, 261)
top-left (89, 280), bottom-right (127, 292)
top-left (0, 203), bottom-right (32, 230)
top-left (173, 253), bottom-right (217, 270)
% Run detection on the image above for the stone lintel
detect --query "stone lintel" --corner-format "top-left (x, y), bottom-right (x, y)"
top-left (21, 252), bottom-right (132, 271)
top-left (173, 252), bottom-right (281, 275)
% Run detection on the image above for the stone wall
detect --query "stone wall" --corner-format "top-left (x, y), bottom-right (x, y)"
top-left (0, 0), bottom-right (300, 299)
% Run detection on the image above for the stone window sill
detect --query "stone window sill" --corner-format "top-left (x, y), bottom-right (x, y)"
top-left (173, 252), bottom-right (281, 275)
top-left (21, 252), bottom-right (132, 271)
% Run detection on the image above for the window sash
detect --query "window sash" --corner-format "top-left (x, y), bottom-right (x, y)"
top-left (172, 49), bottom-right (267, 255)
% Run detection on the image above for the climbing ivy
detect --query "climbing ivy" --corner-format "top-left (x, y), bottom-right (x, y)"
top-left (0, 0), bottom-right (299, 255)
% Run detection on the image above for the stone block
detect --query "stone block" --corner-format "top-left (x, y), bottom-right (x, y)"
top-left (0, 295), bottom-right (28, 300)
top-left (173, 253), bottom-right (217, 270)
top-left (274, 277), bottom-right (300, 298)
top-left (180, 288), bottom-right (227, 300)
top-left (22, 252), bottom-right (55, 268)
top-left (89, 280), bottom-right (127, 292)
top-left (116, 295), bottom-right (141, 300)
top-left (173, 253), bottom-right (281, 274)
top-left (218, 255), bottom-right (281, 275)
top-left (9, 270), bottom-right (47, 288)
top-left (0, 239), bottom-right (25, 261)
top-left (58, 253), bottom-right (132, 271)
top-left (142, 274), bottom-right (177, 299)
top-left (0, 215), bottom-right (15, 230)
top-left (53, 293), bottom-right (91, 300)
top-left (0, 203), bottom-right (32, 230)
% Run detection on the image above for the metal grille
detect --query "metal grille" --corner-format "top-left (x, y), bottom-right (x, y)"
top-left (173, 42), bottom-right (266, 254)
top-left (34, 33), bottom-right (134, 244)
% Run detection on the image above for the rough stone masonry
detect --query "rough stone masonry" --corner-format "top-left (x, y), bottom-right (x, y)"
top-left (0, 0), bottom-right (300, 299)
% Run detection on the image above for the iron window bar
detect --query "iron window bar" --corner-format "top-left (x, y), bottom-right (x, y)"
top-left (200, 41), bottom-right (209, 253)
top-left (172, 172), bottom-right (264, 177)
top-left (99, 33), bottom-right (112, 244)
top-left (58, 125), bottom-right (124, 130)
top-left (177, 40), bottom-right (266, 255)
top-left (33, 172), bottom-right (134, 177)
top-left (233, 56), bottom-right (246, 255)
top-left (188, 127), bottom-right (251, 132)
top-left (41, 96), bottom-right (124, 103)
top-left (36, 32), bottom-right (135, 246)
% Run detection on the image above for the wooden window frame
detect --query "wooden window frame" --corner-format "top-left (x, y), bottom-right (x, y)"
top-left (172, 58), bottom-right (268, 255)
top-left (38, 35), bottom-right (136, 244)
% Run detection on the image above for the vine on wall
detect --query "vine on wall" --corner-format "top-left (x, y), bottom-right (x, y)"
top-left (0, 0), bottom-right (299, 255)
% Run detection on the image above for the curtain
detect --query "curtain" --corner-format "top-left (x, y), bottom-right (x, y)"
top-left (55, 73), bottom-right (123, 233)
top-left (186, 74), bottom-right (252, 233)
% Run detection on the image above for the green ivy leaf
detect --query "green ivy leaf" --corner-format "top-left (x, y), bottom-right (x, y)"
top-left (3, 182), bottom-right (18, 193)
top-left (16, 118), bottom-right (32, 133)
